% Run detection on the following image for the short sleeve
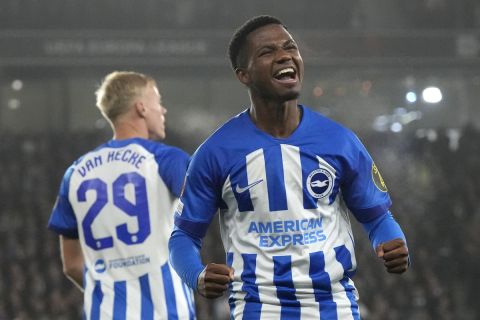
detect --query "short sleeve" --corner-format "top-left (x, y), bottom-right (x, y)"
top-left (174, 144), bottom-right (223, 238)
top-left (156, 146), bottom-right (190, 197)
top-left (341, 132), bottom-right (392, 223)
top-left (47, 165), bottom-right (79, 238)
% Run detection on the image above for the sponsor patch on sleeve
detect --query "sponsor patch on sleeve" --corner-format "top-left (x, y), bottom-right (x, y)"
top-left (372, 163), bottom-right (388, 192)
top-left (175, 200), bottom-right (184, 215)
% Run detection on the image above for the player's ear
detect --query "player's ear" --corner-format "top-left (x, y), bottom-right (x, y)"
top-left (134, 101), bottom-right (147, 118)
top-left (235, 68), bottom-right (250, 86)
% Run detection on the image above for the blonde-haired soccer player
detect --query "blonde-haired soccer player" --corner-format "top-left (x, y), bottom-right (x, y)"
top-left (49, 71), bottom-right (195, 319)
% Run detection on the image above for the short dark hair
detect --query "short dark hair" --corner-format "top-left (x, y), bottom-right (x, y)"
top-left (228, 15), bottom-right (284, 70)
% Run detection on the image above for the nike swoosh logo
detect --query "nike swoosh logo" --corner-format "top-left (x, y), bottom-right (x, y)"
top-left (235, 179), bottom-right (263, 194)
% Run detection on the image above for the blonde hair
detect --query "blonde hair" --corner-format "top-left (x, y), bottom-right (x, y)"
top-left (95, 71), bottom-right (156, 123)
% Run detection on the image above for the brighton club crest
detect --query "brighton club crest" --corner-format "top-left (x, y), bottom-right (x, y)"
top-left (306, 167), bottom-right (334, 199)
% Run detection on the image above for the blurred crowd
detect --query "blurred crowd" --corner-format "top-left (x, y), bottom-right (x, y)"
top-left (0, 124), bottom-right (478, 319)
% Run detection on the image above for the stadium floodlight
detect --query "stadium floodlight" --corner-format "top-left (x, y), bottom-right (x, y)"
top-left (422, 86), bottom-right (442, 103)
top-left (390, 122), bottom-right (403, 133)
top-left (405, 91), bottom-right (417, 103)
top-left (11, 79), bottom-right (23, 91)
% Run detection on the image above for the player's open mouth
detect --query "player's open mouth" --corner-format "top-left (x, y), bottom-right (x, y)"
top-left (273, 67), bottom-right (297, 84)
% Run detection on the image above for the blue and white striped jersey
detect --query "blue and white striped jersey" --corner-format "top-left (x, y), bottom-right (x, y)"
top-left (175, 106), bottom-right (391, 319)
top-left (48, 138), bottom-right (195, 320)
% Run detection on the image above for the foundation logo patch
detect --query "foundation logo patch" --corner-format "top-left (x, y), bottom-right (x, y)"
top-left (372, 163), bottom-right (388, 192)
top-left (94, 259), bottom-right (106, 273)
top-left (306, 168), bottom-right (334, 199)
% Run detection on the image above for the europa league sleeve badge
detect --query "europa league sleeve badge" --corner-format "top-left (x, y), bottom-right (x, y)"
top-left (372, 162), bottom-right (388, 192)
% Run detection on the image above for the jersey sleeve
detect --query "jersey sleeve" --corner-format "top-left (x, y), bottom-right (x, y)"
top-left (341, 132), bottom-right (392, 223)
top-left (168, 226), bottom-right (204, 290)
top-left (47, 165), bottom-right (79, 238)
top-left (174, 144), bottom-right (223, 238)
top-left (362, 211), bottom-right (406, 249)
top-left (156, 146), bottom-right (190, 197)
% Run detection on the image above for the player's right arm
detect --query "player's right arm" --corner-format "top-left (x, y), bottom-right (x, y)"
top-left (168, 142), bottom-right (234, 298)
top-left (60, 235), bottom-right (84, 291)
top-left (48, 165), bottom-right (86, 288)
top-left (169, 228), bottom-right (233, 298)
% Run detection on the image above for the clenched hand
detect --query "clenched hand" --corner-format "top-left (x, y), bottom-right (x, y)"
top-left (197, 263), bottom-right (234, 298)
top-left (376, 238), bottom-right (409, 274)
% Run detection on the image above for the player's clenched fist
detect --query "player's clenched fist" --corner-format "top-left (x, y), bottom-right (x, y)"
top-left (376, 238), bottom-right (409, 274)
top-left (197, 263), bottom-right (235, 298)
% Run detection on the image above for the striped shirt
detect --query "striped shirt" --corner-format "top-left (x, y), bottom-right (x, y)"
top-left (175, 106), bottom-right (392, 319)
top-left (49, 138), bottom-right (195, 319)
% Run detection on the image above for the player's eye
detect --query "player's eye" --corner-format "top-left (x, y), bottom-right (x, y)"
top-left (259, 51), bottom-right (271, 57)
top-left (285, 43), bottom-right (297, 51)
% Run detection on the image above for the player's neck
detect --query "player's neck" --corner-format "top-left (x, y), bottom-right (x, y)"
top-left (112, 121), bottom-right (148, 140)
top-left (249, 100), bottom-right (301, 138)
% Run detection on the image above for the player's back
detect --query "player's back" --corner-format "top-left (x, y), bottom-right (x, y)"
top-left (51, 138), bottom-right (194, 319)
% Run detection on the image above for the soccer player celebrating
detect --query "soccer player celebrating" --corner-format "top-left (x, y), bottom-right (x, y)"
top-left (48, 71), bottom-right (195, 319)
top-left (169, 15), bottom-right (409, 319)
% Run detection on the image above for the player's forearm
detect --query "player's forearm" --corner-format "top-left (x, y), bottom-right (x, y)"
top-left (60, 236), bottom-right (85, 291)
top-left (64, 268), bottom-right (84, 292)
top-left (361, 211), bottom-right (407, 249)
top-left (168, 227), bottom-right (204, 290)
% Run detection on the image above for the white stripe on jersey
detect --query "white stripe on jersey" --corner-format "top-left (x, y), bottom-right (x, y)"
top-left (181, 282), bottom-right (195, 317)
top-left (246, 149), bottom-right (269, 213)
top-left (230, 249), bottom-right (247, 318)
top-left (125, 276), bottom-right (141, 320)
top-left (323, 249), bottom-right (352, 319)
top-left (83, 271), bottom-right (93, 318)
top-left (169, 263), bottom-right (192, 319)
top-left (280, 144), bottom-right (303, 211)
top-left (293, 252), bottom-right (321, 319)
top-left (99, 282), bottom-right (114, 319)
top-left (256, 255), bottom-right (282, 316)
top-left (150, 271), bottom-right (168, 318)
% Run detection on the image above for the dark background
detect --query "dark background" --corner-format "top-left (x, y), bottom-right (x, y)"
top-left (0, 1), bottom-right (479, 319)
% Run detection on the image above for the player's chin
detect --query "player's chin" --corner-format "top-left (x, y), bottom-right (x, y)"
top-left (150, 130), bottom-right (166, 141)
top-left (277, 90), bottom-right (300, 102)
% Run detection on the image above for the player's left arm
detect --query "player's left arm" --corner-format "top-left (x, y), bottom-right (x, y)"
top-left (60, 235), bottom-right (84, 291)
top-left (341, 131), bottom-right (409, 273)
top-left (376, 238), bottom-right (409, 274)
top-left (362, 212), bottom-right (409, 274)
